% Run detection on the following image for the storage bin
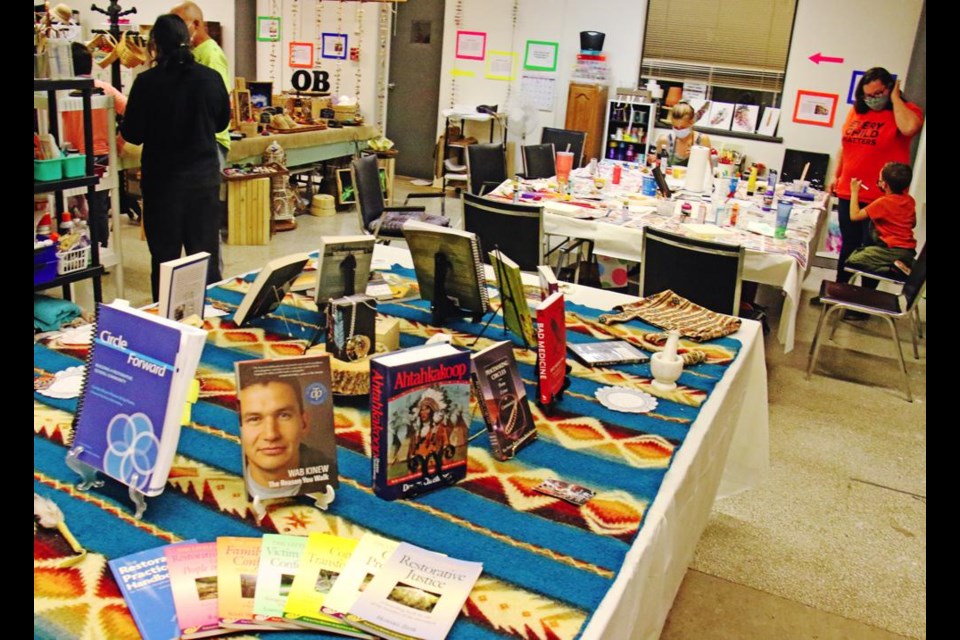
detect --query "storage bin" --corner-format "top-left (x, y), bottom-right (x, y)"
top-left (63, 154), bottom-right (86, 178)
top-left (35, 157), bottom-right (64, 182)
top-left (34, 244), bottom-right (59, 285)
top-left (57, 245), bottom-right (91, 275)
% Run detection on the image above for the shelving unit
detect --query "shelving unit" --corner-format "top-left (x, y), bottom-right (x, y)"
top-left (34, 78), bottom-right (104, 305)
top-left (601, 100), bottom-right (656, 164)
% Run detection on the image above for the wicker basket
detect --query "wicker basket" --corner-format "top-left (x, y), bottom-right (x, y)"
top-left (57, 245), bottom-right (91, 275)
top-left (117, 32), bottom-right (147, 68)
top-left (333, 104), bottom-right (359, 121)
top-left (87, 33), bottom-right (119, 69)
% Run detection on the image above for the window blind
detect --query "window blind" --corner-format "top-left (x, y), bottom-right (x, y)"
top-left (641, 0), bottom-right (797, 94)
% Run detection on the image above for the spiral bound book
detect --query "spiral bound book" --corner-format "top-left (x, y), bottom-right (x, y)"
top-left (69, 301), bottom-right (207, 496)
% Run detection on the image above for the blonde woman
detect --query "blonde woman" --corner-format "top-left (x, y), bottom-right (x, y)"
top-left (650, 102), bottom-right (712, 167)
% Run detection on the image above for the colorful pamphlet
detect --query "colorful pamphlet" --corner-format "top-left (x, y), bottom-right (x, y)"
top-left (321, 533), bottom-right (401, 621)
top-left (252, 534), bottom-right (308, 629)
top-left (216, 536), bottom-right (280, 631)
top-left (165, 541), bottom-right (229, 639)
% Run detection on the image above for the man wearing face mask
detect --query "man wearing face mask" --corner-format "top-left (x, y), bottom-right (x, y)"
top-left (822, 67), bottom-right (923, 292)
top-left (651, 102), bottom-right (712, 167)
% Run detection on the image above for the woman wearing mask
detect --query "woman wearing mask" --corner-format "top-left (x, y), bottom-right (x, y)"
top-left (650, 102), bottom-right (712, 167)
top-left (121, 13), bottom-right (230, 301)
top-left (827, 67), bottom-right (923, 287)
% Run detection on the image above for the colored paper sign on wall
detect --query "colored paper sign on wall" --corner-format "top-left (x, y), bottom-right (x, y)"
top-left (485, 51), bottom-right (517, 81)
top-left (455, 30), bottom-right (486, 60)
top-left (523, 40), bottom-right (558, 72)
top-left (257, 16), bottom-right (280, 42)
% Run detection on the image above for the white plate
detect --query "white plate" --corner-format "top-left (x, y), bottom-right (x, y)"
top-left (37, 366), bottom-right (85, 399)
top-left (595, 386), bottom-right (658, 413)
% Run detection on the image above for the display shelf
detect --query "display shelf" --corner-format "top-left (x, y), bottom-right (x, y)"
top-left (601, 100), bottom-right (656, 164)
top-left (33, 264), bottom-right (106, 292)
top-left (34, 175), bottom-right (99, 194)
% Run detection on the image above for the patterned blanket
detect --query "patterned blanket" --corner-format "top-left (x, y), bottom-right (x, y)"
top-left (34, 265), bottom-right (740, 640)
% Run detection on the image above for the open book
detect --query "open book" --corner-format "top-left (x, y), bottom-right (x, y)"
top-left (232, 253), bottom-right (310, 327)
top-left (69, 300), bottom-right (207, 496)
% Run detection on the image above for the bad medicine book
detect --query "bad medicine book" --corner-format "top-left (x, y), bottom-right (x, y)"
top-left (369, 343), bottom-right (472, 501)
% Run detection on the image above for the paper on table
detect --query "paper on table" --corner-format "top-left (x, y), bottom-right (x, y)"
top-left (683, 223), bottom-right (736, 237)
top-left (747, 221), bottom-right (776, 237)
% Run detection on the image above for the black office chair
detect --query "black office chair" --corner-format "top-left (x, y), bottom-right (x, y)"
top-left (541, 127), bottom-right (587, 169)
top-left (807, 244), bottom-right (926, 402)
top-left (639, 226), bottom-right (745, 316)
top-left (461, 192), bottom-right (543, 272)
top-left (521, 143), bottom-right (556, 180)
top-left (352, 154), bottom-right (450, 242)
top-left (465, 143), bottom-right (507, 196)
top-left (844, 248), bottom-right (924, 342)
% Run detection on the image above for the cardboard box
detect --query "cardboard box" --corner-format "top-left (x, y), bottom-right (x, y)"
top-left (375, 316), bottom-right (400, 352)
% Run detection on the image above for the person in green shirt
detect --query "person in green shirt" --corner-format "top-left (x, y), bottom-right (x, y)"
top-left (171, 1), bottom-right (230, 159)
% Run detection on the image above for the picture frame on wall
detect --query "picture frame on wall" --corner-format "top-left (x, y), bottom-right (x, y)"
top-left (289, 41), bottom-right (314, 69)
top-left (793, 90), bottom-right (839, 128)
top-left (321, 33), bottom-right (348, 60)
top-left (256, 16), bottom-right (280, 42)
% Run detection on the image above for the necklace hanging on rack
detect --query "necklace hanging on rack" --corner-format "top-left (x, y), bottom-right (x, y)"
top-left (291, 0), bottom-right (300, 43)
top-left (334, 0), bottom-right (344, 96)
top-left (315, 0), bottom-right (324, 74)
top-left (375, 3), bottom-right (389, 133)
top-left (269, 0), bottom-right (280, 85)
top-left (354, 2), bottom-right (363, 100)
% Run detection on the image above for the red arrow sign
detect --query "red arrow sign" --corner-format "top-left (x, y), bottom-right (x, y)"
top-left (809, 52), bottom-right (845, 65)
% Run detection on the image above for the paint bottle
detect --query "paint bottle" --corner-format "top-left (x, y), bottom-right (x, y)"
top-left (612, 163), bottom-right (622, 185)
top-left (746, 166), bottom-right (758, 196)
top-left (729, 202), bottom-right (739, 227)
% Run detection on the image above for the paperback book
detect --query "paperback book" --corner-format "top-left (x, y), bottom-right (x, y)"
top-left (216, 536), bottom-right (280, 631)
top-left (232, 252), bottom-right (310, 327)
top-left (401, 219), bottom-right (490, 317)
top-left (345, 542), bottom-right (483, 640)
top-left (107, 540), bottom-right (197, 640)
top-left (325, 294), bottom-right (377, 361)
top-left (315, 235), bottom-right (376, 304)
top-left (70, 301), bottom-right (207, 496)
top-left (165, 541), bottom-right (229, 639)
top-left (537, 265), bottom-right (559, 300)
top-left (488, 249), bottom-right (535, 347)
top-left (567, 340), bottom-right (650, 367)
top-left (281, 533), bottom-right (372, 637)
top-left (234, 355), bottom-right (339, 502)
top-left (321, 533), bottom-right (400, 620)
top-left (252, 534), bottom-right (308, 629)
top-left (470, 341), bottom-right (537, 461)
top-left (158, 251), bottom-right (210, 321)
top-left (370, 343), bottom-right (472, 500)
top-left (536, 291), bottom-right (567, 406)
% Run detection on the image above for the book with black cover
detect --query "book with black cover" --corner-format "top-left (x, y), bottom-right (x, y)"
top-left (315, 235), bottom-right (376, 304)
top-left (369, 343), bottom-right (472, 500)
top-left (69, 301), bottom-right (207, 496)
top-left (567, 340), bottom-right (650, 367)
top-left (471, 341), bottom-right (537, 461)
top-left (232, 253), bottom-right (310, 327)
top-left (401, 219), bottom-right (490, 317)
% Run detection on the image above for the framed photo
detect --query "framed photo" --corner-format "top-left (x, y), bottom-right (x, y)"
top-left (756, 107), bottom-right (781, 136)
top-left (336, 169), bottom-right (356, 205)
top-left (731, 104), bottom-right (760, 133)
top-left (289, 41), bottom-right (314, 69)
top-left (455, 30), bottom-right (486, 60)
top-left (793, 90), bottom-right (839, 128)
top-left (234, 90), bottom-right (252, 124)
top-left (847, 70), bottom-right (896, 104)
top-left (523, 40), bottom-right (558, 72)
top-left (321, 33), bottom-right (348, 60)
top-left (705, 101), bottom-right (734, 130)
top-left (247, 81), bottom-right (273, 110)
top-left (256, 16), bottom-right (280, 42)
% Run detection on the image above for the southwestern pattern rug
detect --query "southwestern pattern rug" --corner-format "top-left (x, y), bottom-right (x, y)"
top-left (34, 264), bottom-right (741, 640)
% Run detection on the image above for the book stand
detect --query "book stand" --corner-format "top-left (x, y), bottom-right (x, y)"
top-left (65, 447), bottom-right (150, 519)
top-left (431, 251), bottom-right (484, 326)
top-left (478, 246), bottom-right (533, 350)
top-left (534, 360), bottom-right (572, 415)
top-left (250, 485), bottom-right (337, 525)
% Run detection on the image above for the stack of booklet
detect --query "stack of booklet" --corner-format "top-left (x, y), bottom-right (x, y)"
top-left (108, 532), bottom-right (483, 640)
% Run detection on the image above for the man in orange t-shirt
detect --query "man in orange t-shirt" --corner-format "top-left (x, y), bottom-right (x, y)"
top-left (846, 162), bottom-right (917, 288)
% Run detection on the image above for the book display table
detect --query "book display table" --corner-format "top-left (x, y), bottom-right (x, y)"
top-left (33, 245), bottom-right (769, 640)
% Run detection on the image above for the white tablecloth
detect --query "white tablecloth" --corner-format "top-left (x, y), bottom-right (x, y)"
top-left (373, 243), bottom-right (770, 640)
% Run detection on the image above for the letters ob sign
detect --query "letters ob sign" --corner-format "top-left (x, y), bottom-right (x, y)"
top-left (291, 70), bottom-right (330, 93)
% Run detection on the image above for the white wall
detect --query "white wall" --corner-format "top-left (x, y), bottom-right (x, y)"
top-left (254, 0), bottom-right (383, 123)
top-left (436, 0), bottom-right (923, 176)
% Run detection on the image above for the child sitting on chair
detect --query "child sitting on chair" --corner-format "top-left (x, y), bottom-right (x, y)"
top-left (847, 161), bottom-right (917, 287)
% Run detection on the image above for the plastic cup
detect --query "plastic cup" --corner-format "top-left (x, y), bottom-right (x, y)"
top-left (556, 151), bottom-right (574, 185)
top-left (775, 201), bottom-right (793, 239)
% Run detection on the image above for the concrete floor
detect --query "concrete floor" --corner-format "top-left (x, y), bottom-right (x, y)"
top-left (91, 176), bottom-right (926, 640)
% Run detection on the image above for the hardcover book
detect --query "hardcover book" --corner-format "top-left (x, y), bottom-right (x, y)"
top-left (107, 540), bottom-right (197, 640)
top-left (488, 249), bottom-right (535, 347)
top-left (345, 542), bottom-right (483, 640)
top-left (232, 252), bottom-right (310, 327)
top-left (234, 355), bottom-right (339, 502)
top-left (370, 343), bottom-right (473, 501)
top-left (536, 292), bottom-right (567, 405)
top-left (315, 235), bottom-right (376, 304)
top-left (70, 301), bottom-right (207, 496)
top-left (252, 534), bottom-right (308, 629)
top-left (567, 340), bottom-right (649, 367)
top-left (537, 265), bottom-right (559, 300)
top-left (158, 251), bottom-right (210, 321)
top-left (165, 541), bottom-right (229, 639)
top-left (401, 219), bottom-right (490, 316)
top-left (470, 341), bottom-right (537, 461)
top-left (216, 537), bottom-right (280, 631)
top-left (281, 533), bottom-right (372, 638)
top-left (325, 294), bottom-right (377, 361)
top-left (321, 533), bottom-right (400, 620)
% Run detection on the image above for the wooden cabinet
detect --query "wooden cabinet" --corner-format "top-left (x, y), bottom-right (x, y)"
top-left (564, 83), bottom-right (608, 164)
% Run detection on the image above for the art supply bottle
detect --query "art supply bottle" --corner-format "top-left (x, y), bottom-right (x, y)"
top-left (746, 166), bottom-right (758, 196)
top-left (729, 202), bottom-right (739, 227)
top-left (59, 211), bottom-right (74, 235)
top-left (612, 163), bottom-right (622, 185)
top-left (659, 148), bottom-right (669, 174)
top-left (512, 176), bottom-right (521, 203)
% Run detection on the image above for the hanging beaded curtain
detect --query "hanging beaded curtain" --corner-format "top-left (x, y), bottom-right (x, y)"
top-left (450, 0), bottom-right (463, 108)
top-left (315, 0), bottom-right (324, 72)
top-left (375, 3), bottom-right (390, 134)
top-left (268, 0), bottom-right (280, 85)
top-left (334, 0), bottom-right (344, 96)
top-left (354, 2), bottom-right (364, 100)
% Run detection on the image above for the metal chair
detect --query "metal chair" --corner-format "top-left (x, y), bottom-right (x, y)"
top-left (639, 226), bottom-right (745, 316)
top-left (541, 127), bottom-right (587, 168)
top-left (461, 192), bottom-right (543, 272)
top-left (843, 247), bottom-right (924, 341)
top-left (351, 154), bottom-right (450, 243)
top-left (520, 143), bottom-right (556, 180)
top-left (465, 143), bottom-right (507, 196)
top-left (807, 244), bottom-right (926, 402)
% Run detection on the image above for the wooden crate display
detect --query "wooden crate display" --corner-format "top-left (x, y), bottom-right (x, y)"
top-left (226, 176), bottom-right (271, 245)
